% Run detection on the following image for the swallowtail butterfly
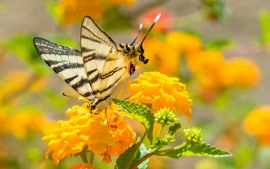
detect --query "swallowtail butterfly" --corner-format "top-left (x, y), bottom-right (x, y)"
top-left (33, 14), bottom-right (160, 110)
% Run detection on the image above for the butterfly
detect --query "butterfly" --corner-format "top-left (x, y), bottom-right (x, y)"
top-left (33, 14), bottom-right (160, 110)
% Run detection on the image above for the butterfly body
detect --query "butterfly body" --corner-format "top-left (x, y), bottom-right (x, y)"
top-left (34, 15), bottom-right (160, 110)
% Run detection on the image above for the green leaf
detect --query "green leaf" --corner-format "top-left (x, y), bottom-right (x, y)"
top-left (113, 98), bottom-right (154, 142)
top-left (151, 123), bottom-right (181, 151)
top-left (116, 141), bottom-right (148, 169)
top-left (158, 142), bottom-right (231, 158)
top-left (259, 10), bottom-right (270, 44)
top-left (201, 0), bottom-right (229, 22)
top-left (205, 39), bottom-right (235, 50)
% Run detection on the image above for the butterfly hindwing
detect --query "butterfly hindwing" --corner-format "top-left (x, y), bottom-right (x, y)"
top-left (33, 37), bottom-right (94, 99)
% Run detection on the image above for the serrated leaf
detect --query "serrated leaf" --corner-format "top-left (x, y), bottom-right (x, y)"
top-left (159, 142), bottom-right (231, 158)
top-left (151, 123), bottom-right (181, 151)
top-left (116, 141), bottom-right (148, 169)
top-left (113, 99), bottom-right (154, 142)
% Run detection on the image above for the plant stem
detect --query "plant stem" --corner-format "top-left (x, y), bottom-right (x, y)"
top-left (125, 132), bottom-right (146, 169)
top-left (155, 142), bottom-right (187, 156)
top-left (89, 151), bottom-right (95, 164)
top-left (156, 124), bottom-right (164, 139)
top-left (129, 152), bottom-right (155, 169)
top-left (80, 149), bottom-right (88, 163)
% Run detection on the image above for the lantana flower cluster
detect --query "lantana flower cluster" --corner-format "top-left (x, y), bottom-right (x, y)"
top-left (42, 103), bottom-right (136, 164)
top-left (127, 72), bottom-right (192, 120)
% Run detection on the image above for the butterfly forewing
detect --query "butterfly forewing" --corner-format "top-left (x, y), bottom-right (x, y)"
top-left (33, 37), bottom-right (94, 99)
top-left (96, 52), bottom-right (128, 104)
top-left (80, 16), bottom-right (127, 105)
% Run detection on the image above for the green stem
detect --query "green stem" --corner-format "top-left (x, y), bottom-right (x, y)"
top-left (156, 124), bottom-right (164, 139)
top-left (125, 132), bottom-right (146, 169)
top-left (89, 151), bottom-right (95, 164)
top-left (129, 151), bottom-right (155, 169)
top-left (155, 142), bottom-right (187, 156)
top-left (80, 149), bottom-right (88, 163)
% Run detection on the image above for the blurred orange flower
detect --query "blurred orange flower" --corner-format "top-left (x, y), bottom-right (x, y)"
top-left (144, 32), bottom-right (201, 75)
top-left (43, 103), bottom-right (136, 164)
top-left (58, 0), bottom-right (135, 25)
top-left (166, 32), bottom-right (201, 54)
top-left (186, 50), bottom-right (224, 100)
top-left (0, 70), bottom-right (45, 103)
top-left (71, 163), bottom-right (99, 169)
top-left (243, 106), bottom-right (270, 145)
top-left (220, 57), bottom-right (260, 87)
top-left (128, 72), bottom-right (192, 120)
top-left (5, 110), bottom-right (55, 139)
top-left (186, 51), bottom-right (261, 101)
top-left (144, 38), bottom-right (179, 75)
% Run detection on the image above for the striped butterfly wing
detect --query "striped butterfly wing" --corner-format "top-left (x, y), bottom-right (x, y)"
top-left (80, 16), bottom-right (118, 103)
top-left (96, 52), bottom-right (129, 105)
top-left (33, 37), bottom-right (94, 100)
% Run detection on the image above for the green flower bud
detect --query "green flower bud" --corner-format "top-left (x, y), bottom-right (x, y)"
top-left (154, 107), bottom-right (178, 125)
top-left (183, 127), bottom-right (203, 145)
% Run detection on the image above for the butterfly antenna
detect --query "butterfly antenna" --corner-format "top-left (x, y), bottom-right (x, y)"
top-left (62, 92), bottom-right (77, 99)
top-left (139, 13), bottom-right (161, 46)
top-left (130, 23), bottom-right (143, 46)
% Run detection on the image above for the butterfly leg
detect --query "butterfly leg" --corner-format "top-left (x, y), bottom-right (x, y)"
top-left (104, 108), bottom-right (110, 127)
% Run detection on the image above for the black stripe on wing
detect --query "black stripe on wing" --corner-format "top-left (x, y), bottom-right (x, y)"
top-left (33, 37), bottom-right (81, 56)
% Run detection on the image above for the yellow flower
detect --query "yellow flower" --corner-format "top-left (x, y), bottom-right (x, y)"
top-left (58, 0), bottom-right (135, 25)
top-left (220, 57), bottom-right (260, 87)
top-left (43, 103), bottom-right (136, 164)
top-left (127, 72), bottom-right (192, 120)
top-left (166, 32), bottom-right (201, 54)
top-left (186, 51), bottom-right (261, 101)
top-left (5, 110), bottom-right (54, 139)
top-left (0, 70), bottom-right (45, 103)
top-left (186, 50), bottom-right (224, 101)
top-left (243, 106), bottom-right (270, 145)
top-left (143, 32), bottom-right (201, 75)
top-left (71, 163), bottom-right (99, 169)
top-left (144, 38), bottom-right (180, 75)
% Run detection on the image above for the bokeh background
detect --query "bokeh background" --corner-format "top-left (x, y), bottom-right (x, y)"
top-left (0, 0), bottom-right (270, 169)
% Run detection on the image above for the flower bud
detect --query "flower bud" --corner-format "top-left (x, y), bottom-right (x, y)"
top-left (154, 107), bottom-right (178, 125)
top-left (183, 127), bottom-right (203, 145)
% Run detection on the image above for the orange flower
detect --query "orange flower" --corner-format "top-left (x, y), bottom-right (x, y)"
top-left (58, 0), bottom-right (135, 25)
top-left (43, 103), bottom-right (136, 164)
top-left (127, 72), bottom-right (192, 120)
top-left (144, 38), bottom-right (180, 75)
top-left (166, 32), bottom-right (201, 54)
top-left (220, 57), bottom-right (260, 87)
top-left (186, 50), bottom-right (224, 101)
top-left (71, 163), bottom-right (98, 169)
top-left (5, 110), bottom-right (54, 139)
top-left (243, 106), bottom-right (270, 145)
top-left (143, 31), bottom-right (202, 75)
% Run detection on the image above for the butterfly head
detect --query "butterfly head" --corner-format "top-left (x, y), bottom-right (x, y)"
top-left (121, 13), bottom-right (161, 66)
